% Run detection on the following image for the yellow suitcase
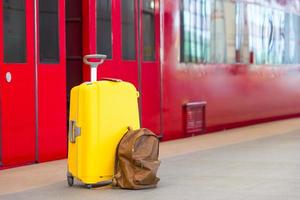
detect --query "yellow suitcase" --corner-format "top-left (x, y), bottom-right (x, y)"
top-left (67, 55), bottom-right (140, 188)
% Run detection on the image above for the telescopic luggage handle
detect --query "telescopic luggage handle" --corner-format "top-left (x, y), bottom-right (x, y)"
top-left (83, 54), bottom-right (107, 82)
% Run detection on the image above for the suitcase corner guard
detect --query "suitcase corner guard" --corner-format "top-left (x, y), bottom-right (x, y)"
top-left (69, 120), bottom-right (81, 143)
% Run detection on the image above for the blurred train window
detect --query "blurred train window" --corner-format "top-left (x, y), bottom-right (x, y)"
top-left (97, 0), bottom-right (112, 59)
top-left (4, 0), bottom-right (26, 63)
top-left (180, 0), bottom-right (236, 64)
top-left (247, 4), bottom-right (300, 64)
top-left (122, 0), bottom-right (136, 60)
top-left (222, 1), bottom-right (236, 63)
top-left (180, 0), bottom-right (205, 62)
top-left (283, 13), bottom-right (300, 64)
top-left (143, 0), bottom-right (156, 61)
top-left (180, 1), bottom-right (300, 65)
top-left (235, 1), bottom-right (249, 63)
top-left (39, 0), bottom-right (59, 63)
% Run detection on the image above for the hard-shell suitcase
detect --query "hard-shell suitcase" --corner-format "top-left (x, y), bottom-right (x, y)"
top-left (67, 54), bottom-right (140, 188)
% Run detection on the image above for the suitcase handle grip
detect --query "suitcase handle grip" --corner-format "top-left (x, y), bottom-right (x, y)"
top-left (83, 54), bottom-right (107, 82)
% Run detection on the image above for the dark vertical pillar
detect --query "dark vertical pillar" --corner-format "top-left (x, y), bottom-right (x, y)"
top-left (66, 0), bottom-right (83, 113)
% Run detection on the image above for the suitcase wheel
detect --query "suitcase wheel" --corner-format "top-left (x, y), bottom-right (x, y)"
top-left (67, 175), bottom-right (74, 187)
top-left (86, 184), bottom-right (93, 189)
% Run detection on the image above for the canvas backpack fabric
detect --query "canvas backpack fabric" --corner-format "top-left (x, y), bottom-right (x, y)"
top-left (113, 127), bottom-right (161, 189)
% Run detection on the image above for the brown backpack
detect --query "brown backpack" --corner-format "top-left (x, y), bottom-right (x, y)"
top-left (113, 127), bottom-right (161, 189)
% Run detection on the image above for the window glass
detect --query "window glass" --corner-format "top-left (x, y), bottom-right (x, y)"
top-left (283, 13), bottom-right (300, 64)
top-left (122, 0), bottom-right (136, 60)
top-left (189, 0), bottom-right (196, 62)
top-left (201, 0), bottom-right (212, 62)
top-left (181, 0), bottom-right (300, 65)
top-left (143, 0), bottom-right (155, 61)
top-left (235, 1), bottom-right (249, 63)
top-left (222, 1), bottom-right (236, 63)
top-left (4, 0), bottom-right (26, 63)
top-left (180, 0), bottom-right (190, 62)
top-left (247, 4), bottom-right (300, 64)
top-left (195, 0), bottom-right (201, 62)
top-left (39, 0), bottom-right (59, 63)
top-left (97, 0), bottom-right (112, 59)
top-left (180, 0), bottom-right (235, 63)
top-left (210, 0), bottom-right (236, 63)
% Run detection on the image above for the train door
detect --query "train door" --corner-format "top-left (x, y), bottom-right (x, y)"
top-left (37, 0), bottom-right (66, 162)
top-left (139, 0), bottom-right (161, 136)
top-left (0, 0), bottom-right (36, 165)
top-left (0, 0), bottom-right (66, 166)
top-left (88, 0), bottom-right (140, 86)
top-left (83, 0), bottom-right (162, 136)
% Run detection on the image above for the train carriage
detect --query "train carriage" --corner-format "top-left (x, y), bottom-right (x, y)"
top-left (1, 0), bottom-right (300, 167)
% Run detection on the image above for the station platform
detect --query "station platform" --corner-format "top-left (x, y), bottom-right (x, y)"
top-left (1, 118), bottom-right (300, 200)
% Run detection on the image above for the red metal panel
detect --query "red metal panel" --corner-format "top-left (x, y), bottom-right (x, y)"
top-left (37, 0), bottom-right (67, 162)
top-left (161, 0), bottom-right (300, 140)
top-left (0, 0), bottom-right (36, 165)
top-left (183, 102), bottom-right (206, 137)
top-left (140, 0), bottom-right (162, 135)
top-left (82, 0), bottom-right (96, 81)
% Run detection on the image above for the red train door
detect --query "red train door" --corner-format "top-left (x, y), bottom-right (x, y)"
top-left (37, 0), bottom-right (66, 162)
top-left (139, 0), bottom-right (161, 136)
top-left (82, 0), bottom-right (161, 136)
top-left (0, 0), bottom-right (66, 166)
top-left (0, 0), bottom-right (36, 165)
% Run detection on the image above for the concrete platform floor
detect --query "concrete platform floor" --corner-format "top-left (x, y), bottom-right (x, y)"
top-left (1, 118), bottom-right (300, 199)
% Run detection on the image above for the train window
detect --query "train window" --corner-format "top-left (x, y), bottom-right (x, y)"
top-left (180, 0), bottom-right (236, 64)
top-left (246, 4), bottom-right (300, 64)
top-left (283, 13), bottom-right (300, 64)
top-left (143, 0), bottom-right (156, 61)
top-left (97, 0), bottom-right (112, 59)
top-left (235, 2), bottom-right (249, 63)
top-left (220, 1), bottom-right (236, 63)
top-left (211, 0), bottom-right (226, 63)
top-left (39, 0), bottom-right (59, 63)
top-left (3, 0), bottom-right (26, 63)
top-left (181, 1), bottom-right (300, 65)
top-left (121, 0), bottom-right (136, 60)
top-left (180, 0), bottom-right (203, 63)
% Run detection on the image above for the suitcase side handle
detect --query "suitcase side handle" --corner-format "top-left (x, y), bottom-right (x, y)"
top-left (69, 120), bottom-right (81, 143)
top-left (83, 54), bottom-right (107, 82)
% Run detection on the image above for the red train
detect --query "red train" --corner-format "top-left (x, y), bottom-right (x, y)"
top-left (1, 0), bottom-right (300, 168)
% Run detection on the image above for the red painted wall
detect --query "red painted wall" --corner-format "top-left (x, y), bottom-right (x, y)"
top-left (161, 0), bottom-right (300, 140)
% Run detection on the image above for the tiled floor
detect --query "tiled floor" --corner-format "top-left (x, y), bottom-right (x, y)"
top-left (1, 118), bottom-right (300, 199)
